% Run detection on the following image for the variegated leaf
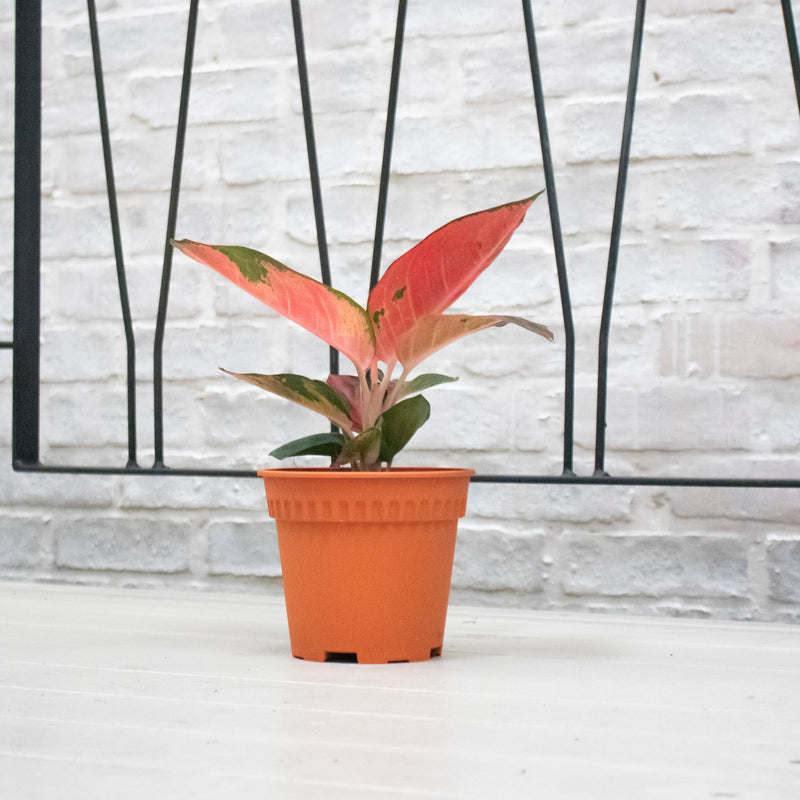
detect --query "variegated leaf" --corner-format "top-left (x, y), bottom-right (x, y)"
top-left (395, 314), bottom-right (554, 373)
top-left (173, 240), bottom-right (375, 370)
top-left (220, 369), bottom-right (353, 431)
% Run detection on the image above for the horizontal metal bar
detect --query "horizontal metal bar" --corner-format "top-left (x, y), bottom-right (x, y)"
top-left (10, 461), bottom-right (800, 487)
top-left (0, 342), bottom-right (13, 349)
top-left (12, 463), bottom-right (259, 478)
top-left (471, 474), bottom-right (800, 488)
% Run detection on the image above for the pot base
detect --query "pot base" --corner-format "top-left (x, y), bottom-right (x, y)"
top-left (295, 645), bottom-right (442, 665)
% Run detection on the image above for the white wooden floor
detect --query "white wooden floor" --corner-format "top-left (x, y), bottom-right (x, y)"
top-left (1, 582), bottom-right (799, 799)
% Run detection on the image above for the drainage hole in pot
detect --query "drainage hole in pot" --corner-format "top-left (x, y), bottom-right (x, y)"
top-left (430, 647), bottom-right (442, 658)
top-left (324, 651), bottom-right (358, 663)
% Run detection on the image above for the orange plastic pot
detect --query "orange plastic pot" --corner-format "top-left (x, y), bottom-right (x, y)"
top-left (258, 467), bottom-right (474, 664)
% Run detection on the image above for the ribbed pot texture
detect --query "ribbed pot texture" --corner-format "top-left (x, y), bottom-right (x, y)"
top-left (258, 468), bottom-right (474, 664)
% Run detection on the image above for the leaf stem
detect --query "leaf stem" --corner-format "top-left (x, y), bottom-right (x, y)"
top-left (382, 364), bottom-right (407, 411)
top-left (365, 360), bottom-right (396, 425)
top-left (357, 365), bottom-right (372, 429)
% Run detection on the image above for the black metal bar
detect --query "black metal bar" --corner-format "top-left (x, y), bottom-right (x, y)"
top-left (12, 463), bottom-right (257, 478)
top-left (370, 0), bottom-right (407, 291)
top-left (12, 0), bottom-right (42, 470)
top-left (291, 0), bottom-right (339, 378)
top-left (10, 460), bottom-right (800, 488)
top-left (87, 0), bottom-right (138, 468)
top-left (594, 0), bottom-right (647, 477)
top-left (522, 0), bottom-right (576, 476)
top-left (153, 0), bottom-right (199, 469)
top-left (782, 0), bottom-right (800, 116)
top-left (9, 0), bottom-right (800, 489)
top-left (471, 474), bottom-right (800, 488)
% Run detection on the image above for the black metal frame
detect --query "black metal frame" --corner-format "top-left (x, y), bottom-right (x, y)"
top-left (10, 0), bottom-right (800, 487)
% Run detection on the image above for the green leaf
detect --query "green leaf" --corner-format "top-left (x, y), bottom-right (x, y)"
top-left (378, 394), bottom-right (431, 466)
top-left (336, 427), bottom-right (382, 470)
top-left (397, 373), bottom-right (458, 400)
top-left (220, 369), bottom-right (353, 431)
top-left (270, 432), bottom-right (347, 461)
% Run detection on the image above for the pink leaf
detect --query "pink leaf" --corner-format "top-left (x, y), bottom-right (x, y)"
top-left (173, 240), bottom-right (375, 371)
top-left (367, 192), bottom-right (543, 365)
top-left (326, 374), bottom-right (363, 431)
top-left (395, 313), bottom-right (554, 374)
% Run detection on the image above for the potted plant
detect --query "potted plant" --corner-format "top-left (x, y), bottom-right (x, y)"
top-left (173, 192), bottom-right (553, 663)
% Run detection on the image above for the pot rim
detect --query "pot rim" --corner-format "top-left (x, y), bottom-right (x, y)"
top-left (257, 467), bottom-right (475, 479)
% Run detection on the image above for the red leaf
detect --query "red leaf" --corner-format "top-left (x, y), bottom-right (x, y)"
top-left (366, 192), bottom-right (542, 365)
top-left (173, 240), bottom-right (375, 371)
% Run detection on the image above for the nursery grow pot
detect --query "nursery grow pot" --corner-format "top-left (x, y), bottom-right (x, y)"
top-left (258, 467), bottom-right (474, 664)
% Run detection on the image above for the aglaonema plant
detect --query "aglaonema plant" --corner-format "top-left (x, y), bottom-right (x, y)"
top-left (172, 192), bottom-right (554, 470)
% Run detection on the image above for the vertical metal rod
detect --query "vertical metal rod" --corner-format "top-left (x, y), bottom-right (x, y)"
top-left (594, 0), bottom-right (647, 476)
top-left (153, 0), bottom-right (199, 468)
top-left (782, 0), bottom-right (800, 116)
top-left (13, 0), bottom-right (42, 469)
top-left (87, 0), bottom-right (138, 468)
top-left (291, 0), bottom-right (338, 377)
top-left (522, 0), bottom-right (575, 476)
top-left (370, 0), bottom-right (407, 291)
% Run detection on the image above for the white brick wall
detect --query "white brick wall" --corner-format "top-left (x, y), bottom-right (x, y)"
top-left (1, 0), bottom-right (800, 622)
